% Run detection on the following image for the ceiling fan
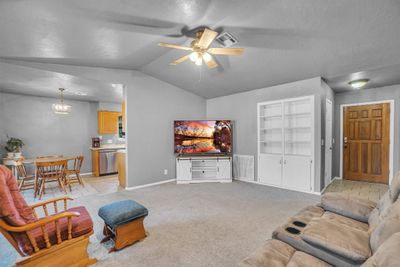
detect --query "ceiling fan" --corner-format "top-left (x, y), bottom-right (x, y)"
top-left (158, 28), bottom-right (244, 69)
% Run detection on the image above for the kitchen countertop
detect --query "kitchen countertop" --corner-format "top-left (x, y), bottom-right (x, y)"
top-left (90, 144), bottom-right (126, 150)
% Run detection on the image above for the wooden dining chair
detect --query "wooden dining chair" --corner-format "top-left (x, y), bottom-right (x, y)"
top-left (35, 160), bottom-right (68, 200)
top-left (65, 156), bottom-right (85, 190)
top-left (15, 161), bottom-right (35, 191)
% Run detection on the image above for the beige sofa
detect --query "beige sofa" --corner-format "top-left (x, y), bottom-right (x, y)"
top-left (239, 173), bottom-right (400, 267)
top-left (239, 233), bottom-right (400, 267)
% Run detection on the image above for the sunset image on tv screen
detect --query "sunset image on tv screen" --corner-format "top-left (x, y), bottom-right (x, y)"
top-left (174, 120), bottom-right (232, 154)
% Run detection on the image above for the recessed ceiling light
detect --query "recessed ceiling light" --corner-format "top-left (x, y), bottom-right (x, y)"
top-left (348, 79), bottom-right (369, 89)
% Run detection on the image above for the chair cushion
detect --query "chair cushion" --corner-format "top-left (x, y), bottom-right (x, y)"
top-left (370, 198), bottom-right (400, 253)
top-left (13, 206), bottom-right (93, 256)
top-left (98, 200), bottom-right (148, 228)
top-left (389, 171), bottom-right (400, 202)
top-left (321, 193), bottom-right (376, 223)
top-left (362, 232), bottom-right (400, 267)
top-left (0, 165), bottom-right (36, 226)
top-left (301, 218), bottom-right (371, 263)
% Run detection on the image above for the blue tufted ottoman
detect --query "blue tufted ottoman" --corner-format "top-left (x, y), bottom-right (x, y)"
top-left (98, 200), bottom-right (148, 252)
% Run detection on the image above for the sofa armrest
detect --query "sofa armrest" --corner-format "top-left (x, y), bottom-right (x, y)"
top-left (321, 193), bottom-right (376, 223)
top-left (301, 218), bottom-right (371, 263)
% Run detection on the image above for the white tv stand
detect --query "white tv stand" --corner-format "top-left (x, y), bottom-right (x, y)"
top-left (176, 156), bottom-right (232, 184)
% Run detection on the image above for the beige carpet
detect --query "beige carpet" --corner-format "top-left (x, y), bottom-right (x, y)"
top-left (1, 181), bottom-right (320, 267)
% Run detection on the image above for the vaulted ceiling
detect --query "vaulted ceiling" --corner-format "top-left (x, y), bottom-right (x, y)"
top-left (0, 0), bottom-right (400, 99)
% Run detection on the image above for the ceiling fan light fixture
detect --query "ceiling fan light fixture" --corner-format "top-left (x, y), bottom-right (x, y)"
top-left (202, 52), bottom-right (212, 63)
top-left (348, 79), bottom-right (369, 89)
top-left (195, 57), bottom-right (203, 66)
top-left (189, 52), bottom-right (200, 62)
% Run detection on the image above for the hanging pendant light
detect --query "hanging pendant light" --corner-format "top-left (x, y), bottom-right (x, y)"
top-left (52, 88), bottom-right (71, 114)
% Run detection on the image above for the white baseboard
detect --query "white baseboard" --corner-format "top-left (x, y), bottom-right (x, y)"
top-left (125, 179), bottom-right (176, 190)
top-left (177, 179), bottom-right (232, 184)
top-left (234, 178), bottom-right (321, 195)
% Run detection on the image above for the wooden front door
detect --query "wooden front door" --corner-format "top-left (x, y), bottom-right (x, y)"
top-left (343, 103), bottom-right (390, 184)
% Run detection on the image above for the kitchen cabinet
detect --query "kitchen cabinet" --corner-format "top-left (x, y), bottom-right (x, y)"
top-left (98, 111), bottom-right (121, 134)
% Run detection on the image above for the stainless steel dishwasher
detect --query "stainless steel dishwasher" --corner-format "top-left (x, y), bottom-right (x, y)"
top-left (99, 149), bottom-right (118, 175)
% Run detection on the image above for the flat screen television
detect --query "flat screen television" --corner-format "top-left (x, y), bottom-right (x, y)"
top-left (174, 120), bottom-right (232, 155)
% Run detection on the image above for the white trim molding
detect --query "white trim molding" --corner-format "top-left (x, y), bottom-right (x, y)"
top-left (125, 179), bottom-right (176, 190)
top-left (339, 100), bottom-right (394, 184)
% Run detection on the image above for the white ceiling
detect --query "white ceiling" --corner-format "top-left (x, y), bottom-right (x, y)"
top-left (0, 0), bottom-right (400, 99)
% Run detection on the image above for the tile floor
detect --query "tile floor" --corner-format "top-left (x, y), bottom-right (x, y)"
top-left (324, 178), bottom-right (388, 202)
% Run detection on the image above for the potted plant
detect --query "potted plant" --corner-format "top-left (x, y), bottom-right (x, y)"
top-left (5, 137), bottom-right (24, 158)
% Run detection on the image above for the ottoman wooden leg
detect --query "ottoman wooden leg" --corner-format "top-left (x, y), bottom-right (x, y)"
top-left (113, 217), bottom-right (146, 251)
top-left (100, 224), bottom-right (112, 243)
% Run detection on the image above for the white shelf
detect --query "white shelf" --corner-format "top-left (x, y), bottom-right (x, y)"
top-left (284, 127), bottom-right (311, 131)
top-left (258, 95), bottom-right (314, 193)
top-left (284, 112), bottom-right (311, 117)
top-left (260, 127), bottom-right (282, 131)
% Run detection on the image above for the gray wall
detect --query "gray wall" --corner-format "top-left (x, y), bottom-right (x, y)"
top-left (126, 73), bottom-right (206, 187)
top-left (333, 85), bottom-right (400, 179)
top-left (206, 77), bottom-right (327, 192)
top-left (0, 92), bottom-right (97, 172)
top-left (15, 63), bottom-right (207, 188)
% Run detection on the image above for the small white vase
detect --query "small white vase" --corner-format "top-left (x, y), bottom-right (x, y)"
top-left (7, 152), bottom-right (14, 158)
top-left (14, 152), bottom-right (22, 159)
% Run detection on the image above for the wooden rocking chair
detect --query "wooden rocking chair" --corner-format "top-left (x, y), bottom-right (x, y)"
top-left (0, 165), bottom-right (97, 267)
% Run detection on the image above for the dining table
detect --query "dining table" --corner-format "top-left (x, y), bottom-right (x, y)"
top-left (3, 156), bottom-right (77, 196)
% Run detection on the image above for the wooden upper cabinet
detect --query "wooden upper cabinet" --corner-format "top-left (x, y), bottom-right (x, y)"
top-left (98, 111), bottom-right (121, 134)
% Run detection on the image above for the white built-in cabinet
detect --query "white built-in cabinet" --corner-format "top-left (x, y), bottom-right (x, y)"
top-left (176, 156), bottom-right (232, 184)
top-left (257, 96), bottom-right (314, 192)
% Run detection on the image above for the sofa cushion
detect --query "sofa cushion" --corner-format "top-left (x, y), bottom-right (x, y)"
top-left (288, 251), bottom-right (332, 267)
top-left (362, 232), bottom-right (400, 267)
top-left (238, 239), bottom-right (295, 267)
top-left (301, 218), bottom-right (371, 263)
top-left (98, 199), bottom-right (148, 228)
top-left (368, 208), bottom-right (380, 229)
top-left (376, 191), bottom-right (391, 218)
top-left (370, 198), bottom-right (400, 253)
top-left (0, 165), bottom-right (36, 226)
top-left (13, 206), bottom-right (93, 256)
top-left (293, 206), bottom-right (325, 223)
top-left (389, 171), bottom-right (400, 202)
top-left (238, 239), bottom-right (332, 267)
top-left (321, 193), bottom-right (375, 223)
top-left (321, 211), bottom-right (369, 231)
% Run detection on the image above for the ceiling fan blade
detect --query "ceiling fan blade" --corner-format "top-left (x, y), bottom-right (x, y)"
top-left (197, 29), bottom-right (218, 49)
top-left (170, 54), bottom-right (190, 65)
top-left (205, 56), bottom-right (218, 69)
top-left (158, 42), bottom-right (193, 51)
top-left (208, 47), bottom-right (244, 55)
